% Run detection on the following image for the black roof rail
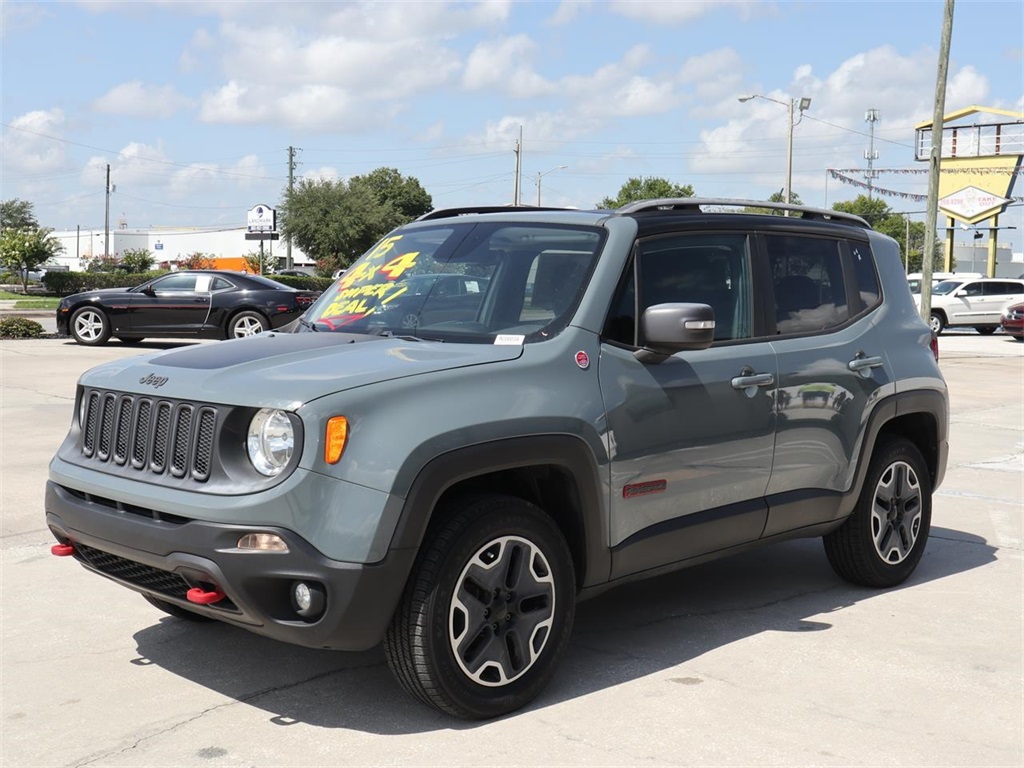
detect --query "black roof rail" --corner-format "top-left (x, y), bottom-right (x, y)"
top-left (615, 198), bottom-right (871, 228)
top-left (416, 205), bottom-right (570, 221)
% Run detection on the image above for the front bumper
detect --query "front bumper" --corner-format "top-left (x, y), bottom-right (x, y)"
top-left (45, 481), bottom-right (415, 651)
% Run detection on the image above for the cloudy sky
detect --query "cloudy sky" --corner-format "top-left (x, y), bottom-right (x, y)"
top-left (2, 1), bottom-right (1023, 253)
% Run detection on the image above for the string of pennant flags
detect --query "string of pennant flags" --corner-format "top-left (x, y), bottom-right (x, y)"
top-left (827, 168), bottom-right (1024, 203)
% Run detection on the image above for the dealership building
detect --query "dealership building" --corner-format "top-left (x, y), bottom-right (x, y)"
top-left (45, 224), bottom-right (312, 272)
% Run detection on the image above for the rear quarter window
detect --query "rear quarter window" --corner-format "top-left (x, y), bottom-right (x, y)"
top-left (849, 241), bottom-right (881, 311)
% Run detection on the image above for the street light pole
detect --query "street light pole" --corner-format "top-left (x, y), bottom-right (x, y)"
top-left (785, 97), bottom-right (795, 206)
top-left (738, 93), bottom-right (811, 215)
top-left (536, 165), bottom-right (568, 206)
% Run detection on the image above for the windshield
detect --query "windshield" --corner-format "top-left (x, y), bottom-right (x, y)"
top-left (932, 280), bottom-right (965, 295)
top-left (301, 222), bottom-right (604, 342)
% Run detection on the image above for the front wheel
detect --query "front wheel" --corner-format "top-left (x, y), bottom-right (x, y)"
top-left (70, 306), bottom-right (111, 346)
top-left (824, 437), bottom-right (932, 588)
top-left (928, 312), bottom-right (945, 335)
top-left (384, 495), bottom-right (576, 719)
top-left (227, 311), bottom-right (269, 338)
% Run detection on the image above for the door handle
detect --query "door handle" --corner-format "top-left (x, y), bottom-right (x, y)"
top-left (847, 355), bottom-right (883, 373)
top-left (731, 372), bottom-right (775, 389)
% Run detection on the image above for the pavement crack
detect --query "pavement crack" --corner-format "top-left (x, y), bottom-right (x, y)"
top-left (67, 662), bottom-right (383, 767)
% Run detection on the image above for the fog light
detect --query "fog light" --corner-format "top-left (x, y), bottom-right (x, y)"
top-left (236, 533), bottom-right (288, 552)
top-left (291, 581), bottom-right (326, 619)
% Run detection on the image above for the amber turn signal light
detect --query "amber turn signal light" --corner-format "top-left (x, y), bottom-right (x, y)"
top-left (325, 416), bottom-right (349, 464)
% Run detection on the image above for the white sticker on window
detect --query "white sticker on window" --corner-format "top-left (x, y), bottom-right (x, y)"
top-left (494, 334), bottom-right (525, 346)
top-left (196, 275), bottom-right (213, 292)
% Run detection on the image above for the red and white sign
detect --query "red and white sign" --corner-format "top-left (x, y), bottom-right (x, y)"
top-left (938, 186), bottom-right (1010, 221)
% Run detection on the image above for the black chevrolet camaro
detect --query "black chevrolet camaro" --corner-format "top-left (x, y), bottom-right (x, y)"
top-left (56, 270), bottom-right (318, 346)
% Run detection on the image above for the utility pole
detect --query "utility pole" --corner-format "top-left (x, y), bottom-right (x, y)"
top-left (864, 109), bottom-right (880, 199)
top-left (286, 146), bottom-right (296, 269)
top-left (104, 164), bottom-right (111, 258)
top-left (920, 0), bottom-right (955, 322)
top-left (513, 126), bottom-right (522, 205)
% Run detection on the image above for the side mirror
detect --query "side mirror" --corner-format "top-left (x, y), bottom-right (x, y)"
top-left (636, 303), bottom-right (715, 363)
top-left (954, 289), bottom-right (967, 297)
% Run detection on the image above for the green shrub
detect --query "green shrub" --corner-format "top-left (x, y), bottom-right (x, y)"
top-left (42, 270), bottom-right (168, 296)
top-left (0, 316), bottom-right (45, 339)
top-left (269, 275), bottom-right (334, 292)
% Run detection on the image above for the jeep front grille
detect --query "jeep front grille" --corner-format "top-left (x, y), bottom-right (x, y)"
top-left (81, 389), bottom-right (217, 483)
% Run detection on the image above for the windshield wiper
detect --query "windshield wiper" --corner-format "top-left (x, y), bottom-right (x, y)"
top-left (298, 317), bottom-right (320, 332)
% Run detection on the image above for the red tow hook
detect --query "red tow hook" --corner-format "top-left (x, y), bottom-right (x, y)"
top-left (187, 587), bottom-right (226, 605)
top-left (51, 543), bottom-right (75, 557)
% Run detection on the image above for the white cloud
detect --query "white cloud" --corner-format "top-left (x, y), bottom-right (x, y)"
top-left (548, 0), bottom-right (593, 26)
top-left (609, 0), bottom-right (773, 23)
top-left (93, 82), bottom-right (194, 119)
top-left (199, 80), bottom-right (273, 124)
top-left (301, 166), bottom-right (343, 182)
top-left (463, 35), bottom-right (555, 97)
top-left (0, 109), bottom-right (71, 175)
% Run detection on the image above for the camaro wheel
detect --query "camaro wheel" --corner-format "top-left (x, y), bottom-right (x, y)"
top-left (400, 312), bottom-right (420, 329)
top-left (824, 437), bottom-right (932, 588)
top-left (928, 312), bottom-right (945, 335)
top-left (384, 495), bottom-right (575, 719)
top-left (228, 311), bottom-right (269, 338)
top-left (70, 306), bottom-right (111, 346)
top-left (143, 594), bottom-right (213, 622)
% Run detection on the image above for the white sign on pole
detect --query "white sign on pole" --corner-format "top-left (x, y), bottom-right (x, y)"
top-left (247, 204), bottom-right (276, 233)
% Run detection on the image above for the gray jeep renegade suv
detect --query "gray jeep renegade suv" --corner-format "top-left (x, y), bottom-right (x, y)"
top-left (46, 199), bottom-right (948, 719)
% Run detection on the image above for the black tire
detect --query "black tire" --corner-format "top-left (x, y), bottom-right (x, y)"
top-left (69, 306), bottom-right (111, 346)
top-left (975, 326), bottom-right (997, 335)
top-left (227, 310), bottom-right (269, 338)
top-left (143, 594), bottom-right (214, 622)
top-left (384, 495), bottom-right (575, 719)
top-left (115, 336), bottom-right (145, 345)
top-left (928, 312), bottom-right (945, 335)
top-left (824, 437), bottom-right (932, 588)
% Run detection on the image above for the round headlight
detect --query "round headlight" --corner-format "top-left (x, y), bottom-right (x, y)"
top-left (247, 409), bottom-right (295, 476)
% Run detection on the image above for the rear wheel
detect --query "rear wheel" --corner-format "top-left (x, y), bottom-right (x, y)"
top-left (143, 594), bottom-right (213, 622)
top-left (228, 311), bottom-right (269, 338)
top-left (975, 326), bottom-right (996, 335)
top-left (70, 306), bottom-right (111, 346)
top-left (824, 437), bottom-right (932, 588)
top-left (928, 312), bottom-right (945, 335)
top-left (384, 495), bottom-right (575, 719)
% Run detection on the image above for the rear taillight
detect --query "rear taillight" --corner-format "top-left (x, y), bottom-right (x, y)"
top-left (930, 334), bottom-right (939, 361)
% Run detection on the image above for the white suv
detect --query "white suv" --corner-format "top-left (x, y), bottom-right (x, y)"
top-left (919, 277), bottom-right (1024, 334)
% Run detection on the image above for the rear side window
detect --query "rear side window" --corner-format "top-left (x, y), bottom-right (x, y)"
top-left (983, 281), bottom-right (1024, 296)
top-left (849, 242), bottom-right (881, 310)
top-left (766, 234), bottom-right (849, 334)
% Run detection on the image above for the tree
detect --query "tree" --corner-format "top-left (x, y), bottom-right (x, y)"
top-left (832, 195), bottom-right (941, 273)
top-left (178, 252), bottom-right (217, 270)
top-left (279, 167), bottom-right (433, 275)
top-left (0, 226), bottom-right (64, 292)
top-left (120, 248), bottom-right (156, 273)
top-left (597, 177), bottom-right (695, 209)
top-left (0, 199), bottom-right (39, 231)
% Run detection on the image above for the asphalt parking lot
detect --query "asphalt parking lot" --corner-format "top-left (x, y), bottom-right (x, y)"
top-left (1, 329), bottom-right (1021, 767)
